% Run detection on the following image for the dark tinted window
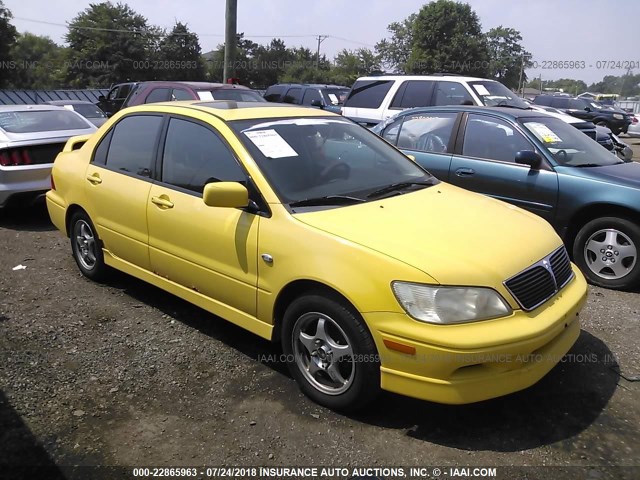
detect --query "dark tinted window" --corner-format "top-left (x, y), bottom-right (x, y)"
top-left (398, 113), bottom-right (457, 153)
top-left (72, 103), bottom-right (106, 118)
top-left (162, 118), bottom-right (245, 193)
top-left (210, 89), bottom-right (266, 102)
top-left (302, 89), bottom-right (322, 105)
top-left (145, 88), bottom-right (171, 103)
top-left (462, 114), bottom-right (533, 163)
top-left (105, 115), bottom-right (163, 177)
top-left (570, 98), bottom-right (590, 110)
top-left (433, 81), bottom-right (474, 106)
top-left (283, 88), bottom-right (302, 104)
top-left (93, 129), bottom-right (113, 165)
top-left (264, 85), bottom-right (286, 102)
top-left (394, 81), bottom-right (435, 108)
top-left (344, 80), bottom-right (393, 108)
top-left (550, 97), bottom-right (570, 109)
top-left (172, 89), bottom-right (192, 100)
top-left (534, 96), bottom-right (552, 106)
top-left (118, 84), bottom-right (133, 99)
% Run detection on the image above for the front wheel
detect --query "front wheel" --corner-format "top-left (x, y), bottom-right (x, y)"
top-left (281, 292), bottom-right (380, 411)
top-left (70, 211), bottom-right (108, 281)
top-left (573, 217), bottom-right (640, 289)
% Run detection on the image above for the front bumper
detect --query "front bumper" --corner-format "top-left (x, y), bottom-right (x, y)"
top-left (0, 164), bottom-right (52, 208)
top-left (365, 265), bottom-right (588, 404)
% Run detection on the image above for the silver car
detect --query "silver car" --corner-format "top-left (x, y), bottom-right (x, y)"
top-left (45, 100), bottom-right (109, 127)
top-left (627, 114), bottom-right (640, 138)
top-left (0, 105), bottom-right (97, 208)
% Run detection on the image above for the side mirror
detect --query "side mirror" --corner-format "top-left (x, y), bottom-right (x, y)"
top-left (515, 150), bottom-right (542, 169)
top-left (98, 95), bottom-right (106, 102)
top-left (584, 107), bottom-right (592, 112)
top-left (310, 99), bottom-right (323, 108)
top-left (621, 146), bottom-right (634, 162)
top-left (406, 154), bottom-right (416, 162)
top-left (203, 182), bottom-right (248, 208)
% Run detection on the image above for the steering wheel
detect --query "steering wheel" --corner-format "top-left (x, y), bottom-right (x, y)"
top-left (320, 161), bottom-right (350, 183)
top-left (418, 133), bottom-right (447, 153)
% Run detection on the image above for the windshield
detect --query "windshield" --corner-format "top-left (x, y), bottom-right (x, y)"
top-left (322, 89), bottom-right (349, 105)
top-left (469, 81), bottom-right (529, 109)
top-left (205, 89), bottom-right (267, 102)
top-left (70, 103), bottom-right (106, 118)
top-left (521, 116), bottom-right (622, 167)
top-left (230, 117), bottom-right (435, 205)
top-left (0, 110), bottom-right (92, 133)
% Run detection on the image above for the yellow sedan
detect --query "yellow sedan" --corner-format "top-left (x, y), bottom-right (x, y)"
top-left (46, 101), bottom-right (587, 411)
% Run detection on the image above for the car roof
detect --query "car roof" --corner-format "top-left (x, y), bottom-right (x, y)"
top-left (137, 81), bottom-right (251, 90)
top-left (396, 105), bottom-right (554, 119)
top-left (120, 100), bottom-right (338, 121)
top-left (269, 83), bottom-right (350, 89)
top-left (0, 104), bottom-right (67, 112)
top-left (46, 100), bottom-right (95, 105)
top-left (352, 75), bottom-right (492, 82)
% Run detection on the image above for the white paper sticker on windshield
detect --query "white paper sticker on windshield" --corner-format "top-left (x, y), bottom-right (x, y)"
top-left (328, 93), bottom-right (338, 104)
top-left (527, 122), bottom-right (563, 143)
top-left (197, 91), bottom-right (214, 101)
top-left (244, 129), bottom-right (298, 158)
top-left (472, 84), bottom-right (491, 96)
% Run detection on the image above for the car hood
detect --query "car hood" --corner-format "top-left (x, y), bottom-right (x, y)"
top-left (558, 161), bottom-right (640, 188)
top-left (294, 183), bottom-right (562, 286)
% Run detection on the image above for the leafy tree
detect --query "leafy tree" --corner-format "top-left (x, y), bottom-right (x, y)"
top-left (526, 78), bottom-right (587, 95)
top-left (485, 26), bottom-right (531, 90)
top-left (8, 33), bottom-right (66, 88)
top-left (155, 22), bottom-right (205, 81)
top-left (205, 33), bottom-right (262, 85)
top-left (330, 48), bottom-right (381, 85)
top-left (250, 38), bottom-right (290, 88)
top-left (0, 0), bottom-right (17, 87)
top-left (407, 0), bottom-right (490, 77)
top-left (281, 47), bottom-right (332, 84)
top-left (65, 2), bottom-right (157, 87)
top-left (375, 14), bottom-right (416, 72)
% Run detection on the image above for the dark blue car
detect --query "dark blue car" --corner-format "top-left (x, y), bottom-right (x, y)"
top-left (373, 106), bottom-right (640, 290)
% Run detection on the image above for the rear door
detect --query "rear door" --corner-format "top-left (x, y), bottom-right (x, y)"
top-left (448, 113), bottom-right (559, 222)
top-left (84, 114), bottom-right (164, 270)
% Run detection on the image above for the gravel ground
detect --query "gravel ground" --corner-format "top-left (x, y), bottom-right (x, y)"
top-left (1, 200), bottom-right (639, 480)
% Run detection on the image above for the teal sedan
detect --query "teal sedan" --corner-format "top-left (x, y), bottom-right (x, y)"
top-left (373, 106), bottom-right (640, 291)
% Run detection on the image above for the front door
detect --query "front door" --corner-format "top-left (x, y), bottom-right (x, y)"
top-left (147, 116), bottom-right (259, 316)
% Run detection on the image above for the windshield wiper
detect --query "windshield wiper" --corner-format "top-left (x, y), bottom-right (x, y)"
top-left (366, 181), bottom-right (435, 199)
top-left (289, 195), bottom-right (365, 208)
top-left (571, 163), bottom-right (610, 168)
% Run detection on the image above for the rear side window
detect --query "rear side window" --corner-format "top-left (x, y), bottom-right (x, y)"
top-left (550, 98), bottom-right (570, 109)
top-left (390, 80), bottom-right (435, 109)
top-left (397, 113), bottom-right (458, 153)
top-left (161, 118), bottom-right (245, 194)
top-left (264, 85), bottom-right (286, 102)
top-left (283, 88), bottom-right (302, 104)
top-left (433, 81), bottom-right (474, 106)
top-left (534, 96), bottom-right (552, 106)
top-left (145, 88), bottom-right (171, 104)
top-left (302, 89), bottom-right (322, 105)
top-left (104, 115), bottom-right (163, 177)
top-left (344, 80), bottom-right (393, 108)
top-left (171, 89), bottom-right (192, 100)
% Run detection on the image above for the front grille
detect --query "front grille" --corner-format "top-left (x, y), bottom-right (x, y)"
top-left (504, 247), bottom-right (574, 311)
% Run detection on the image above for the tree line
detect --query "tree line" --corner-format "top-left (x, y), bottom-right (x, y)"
top-left (0, 0), bottom-right (637, 96)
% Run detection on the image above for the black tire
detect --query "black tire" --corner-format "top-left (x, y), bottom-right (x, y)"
top-left (573, 216), bottom-right (640, 290)
top-left (281, 291), bottom-right (380, 411)
top-left (69, 211), bottom-right (108, 281)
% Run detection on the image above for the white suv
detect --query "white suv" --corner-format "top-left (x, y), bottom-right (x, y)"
top-left (341, 74), bottom-right (528, 126)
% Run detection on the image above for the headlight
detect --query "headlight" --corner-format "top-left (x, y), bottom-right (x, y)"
top-left (392, 282), bottom-right (512, 324)
top-left (613, 114), bottom-right (624, 120)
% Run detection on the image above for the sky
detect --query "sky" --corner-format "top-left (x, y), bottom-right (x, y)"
top-left (4, 0), bottom-right (639, 86)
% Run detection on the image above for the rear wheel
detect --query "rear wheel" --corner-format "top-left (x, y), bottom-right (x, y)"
top-left (70, 211), bottom-right (108, 281)
top-left (281, 292), bottom-right (380, 411)
top-left (573, 217), bottom-right (640, 289)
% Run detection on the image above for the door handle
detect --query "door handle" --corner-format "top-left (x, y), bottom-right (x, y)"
top-left (455, 167), bottom-right (475, 177)
top-left (86, 173), bottom-right (102, 184)
top-left (151, 196), bottom-right (174, 209)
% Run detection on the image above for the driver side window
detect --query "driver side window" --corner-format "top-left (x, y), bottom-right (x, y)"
top-left (161, 118), bottom-right (246, 194)
top-left (397, 113), bottom-right (458, 154)
top-left (462, 114), bottom-right (534, 163)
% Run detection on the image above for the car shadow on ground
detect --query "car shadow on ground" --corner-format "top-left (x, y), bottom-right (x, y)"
top-left (104, 271), bottom-right (621, 453)
top-left (0, 203), bottom-right (55, 232)
top-left (0, 390), bottom-right (67, 480)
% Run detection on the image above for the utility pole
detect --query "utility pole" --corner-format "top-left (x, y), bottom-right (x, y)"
top-left (223, 0), bottom-right (238, 83)
top-left (518, 53), bottom-right (531, 97)
top-left (316, 35), bottom-right (328, 70)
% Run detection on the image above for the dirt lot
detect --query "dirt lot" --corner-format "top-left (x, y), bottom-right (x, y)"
top-left (1, 159), bottom-right (640, 480)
